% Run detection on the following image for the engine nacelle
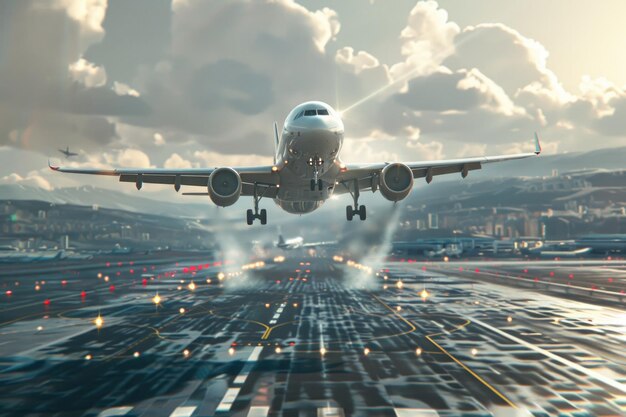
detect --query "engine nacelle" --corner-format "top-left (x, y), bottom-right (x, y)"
top-left (208, 167), bottom-right (242, 207)
top-left (379, 163), bottom-right (414, 201)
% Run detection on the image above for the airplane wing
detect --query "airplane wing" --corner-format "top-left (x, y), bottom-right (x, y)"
top-left (335, 133), bottom-right (541, 194)
top-left (48, 162), bottom-right (280, 197)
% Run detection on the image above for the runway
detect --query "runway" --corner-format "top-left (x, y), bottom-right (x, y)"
top-left (1, 256), bottom-right (625, 417)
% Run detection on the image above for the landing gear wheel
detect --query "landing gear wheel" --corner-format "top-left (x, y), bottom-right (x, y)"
top-left (247, 183), bottom-right (269, 225)
top-left (310, 179), bottom-right (316, 191)
top-left (346, 205), bottom-right (354, 221)
top-left (317, 179), bottom-right (323, 191)
top-left (358, 205), bottom-right (367, 220)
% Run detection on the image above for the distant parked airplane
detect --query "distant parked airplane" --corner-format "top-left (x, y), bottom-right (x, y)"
top-left (58, 146), bottom-right (78, 158)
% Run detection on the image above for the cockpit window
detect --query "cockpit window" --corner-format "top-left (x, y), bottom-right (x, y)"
top-left (317, 109), bottom-right (329, 115)
top-left (294, 111), bottom-right (304, 120)
top-left (304, 110), bottom-right (317, 116)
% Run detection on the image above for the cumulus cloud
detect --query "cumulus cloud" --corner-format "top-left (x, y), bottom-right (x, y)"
top-left (1, 172), bottom-right (53, 190)
top-left (164, 153), bottom-right (194, 169)
top-left (335, 47), bottom-right (380, 74)
top-left (193, 151), bottom-right (272, 167)
top-left (389, 0), bottom-right (460, 84)
top-left (69, 58), bottom-right (107, 88)
top-left (112, 81), bottom-right (140, 97)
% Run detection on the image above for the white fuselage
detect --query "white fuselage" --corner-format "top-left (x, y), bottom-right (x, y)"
top-left (274, 101), bottom-right (344, 214)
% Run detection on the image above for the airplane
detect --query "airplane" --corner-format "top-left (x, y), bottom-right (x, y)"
top-left (277, 234), bottom-right (304, 250)
top-left (49, 101), bottom-right (541, 225)
top-left (276, 234), bottom-right (337, 250)
top-left (58, 146), bottom-right (78, 158)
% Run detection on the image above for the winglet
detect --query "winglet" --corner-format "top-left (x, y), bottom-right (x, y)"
top-left (534, 132), bottom-right (542, 155)
top-left (48, 159), bottom-right (59, 171)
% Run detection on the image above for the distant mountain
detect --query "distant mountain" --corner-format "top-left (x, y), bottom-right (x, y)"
top-left (0, 184), bottom-right (214, 219)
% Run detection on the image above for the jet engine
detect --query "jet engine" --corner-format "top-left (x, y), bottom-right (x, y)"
top-left (208, 167), bottom-right (242, 207)
top-left (379, 163), bottom-right (414, 201)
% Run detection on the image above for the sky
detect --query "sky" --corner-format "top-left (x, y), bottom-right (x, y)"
top-left (1, 0), bottom-right (625, 193)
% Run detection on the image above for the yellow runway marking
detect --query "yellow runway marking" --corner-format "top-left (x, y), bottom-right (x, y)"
top-left (262, 321), bottom-right (296, 340)
top-left (425, 334), bottom-right (517, 408)
top-left (374, 293), bottom-right (517, 409)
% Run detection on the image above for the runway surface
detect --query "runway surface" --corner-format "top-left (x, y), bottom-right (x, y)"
top-left (1, 256), bottom-right (625, 417)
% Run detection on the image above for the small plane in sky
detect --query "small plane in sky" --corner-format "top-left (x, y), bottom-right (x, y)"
top-left (50, 101), bottom-right (541, 225)
top-left (58, 146), bottom-right (78, 158)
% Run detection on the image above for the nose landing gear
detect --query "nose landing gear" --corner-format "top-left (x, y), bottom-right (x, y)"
top-left (308, 156), bottom-right (324, 191)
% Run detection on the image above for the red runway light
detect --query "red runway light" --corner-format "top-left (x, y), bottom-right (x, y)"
top-left (116, 272), bottom-right (121, 276)
top-left (569, 274), bottom-right (574, 279)
top-left (143, 268), bottom-right (147, 272)
top-left (534, 277), bottom-right (539, 282)
top-left (129, 269), bottom-right (134, 274)
top-left (608, 278), bottom-right (613, 283)
top-left (129, 261), bottom-right (134, 266)
top-left (142, 278), bottom-right (148, 286)
top-left (80, 291), bottom-right (87, 298)
top-left (459, 267), bottom-right (464, 271)
top-left (549, 272), bottom-right (554, 277)
top-left (109, 285), bottom-right (115, 292)
top-left (275, 280), bottom-right (281, 284)
top-left (475, 268), bottom-right (480, 273)
top-left (43, 299), bottom-right (50, 306)
top-left (5, 290), bottom-right (12, 296)
top-left (523, 269), bottom-right (528, 273)
top-left (61, 280), bottom-right (67, 286)
top-left (105, 262), bottom-right (111, 267)
top-left (289, 341), bottom-right (295, 346)
top-left (118, 262), bottom-right (123, 267)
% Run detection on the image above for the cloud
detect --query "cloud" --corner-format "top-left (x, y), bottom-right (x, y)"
top-left (69, 58), bottom-right (107, 88)
top-left (1, 172), bottom-right (53, 190)
top-left (112, 81), bottom-right (140, 97)
top-left (335, 47), bottom-right (380, 74)
top-left (164, 153), bottom-right (194, 169)
top-left (193, 150), bottom-right (272, 167)
top-left (112, 149), bottom-right (152, 168)
top-left (389, 0), bottom-right (460, 84)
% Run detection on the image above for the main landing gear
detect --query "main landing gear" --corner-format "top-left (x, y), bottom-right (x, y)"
top-left (247, 183), bottom-right (268, 225)
top-left (344, 178), bottom-right (366, 221)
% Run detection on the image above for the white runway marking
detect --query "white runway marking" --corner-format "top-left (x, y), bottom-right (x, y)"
top-left (394, 409), bottom-right (439, 417)
top-left (471, 317), bottom-right (626, 394)
top-left (317, 406), bottom-right (344, 417)
top-left (216, 387), bottom-right (241, 412)
top-left (234, 346), bottom-right (263, 385)
top-left (246, 406), bottom-right (270, 416)
top-left (169, 405), bottom-right (197, 417)
top-left (97, 406), bottom-right (133, 417)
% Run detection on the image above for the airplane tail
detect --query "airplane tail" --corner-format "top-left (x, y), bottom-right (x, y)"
top-left (278, 234), bottom-right (285, 245)
top-left (273, 122), bottom-right (279, 163)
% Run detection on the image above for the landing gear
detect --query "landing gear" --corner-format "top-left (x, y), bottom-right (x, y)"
top-left (343, 179), bottom-right (366, 221)
top-left (308, 156), bottom-right (324, 191)
top-left (246, 183), bottom-right (268, 225)
top-left (247, 208), bottom-right (267, 225)
top-left (310, 178), bottom-right (323, 191)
